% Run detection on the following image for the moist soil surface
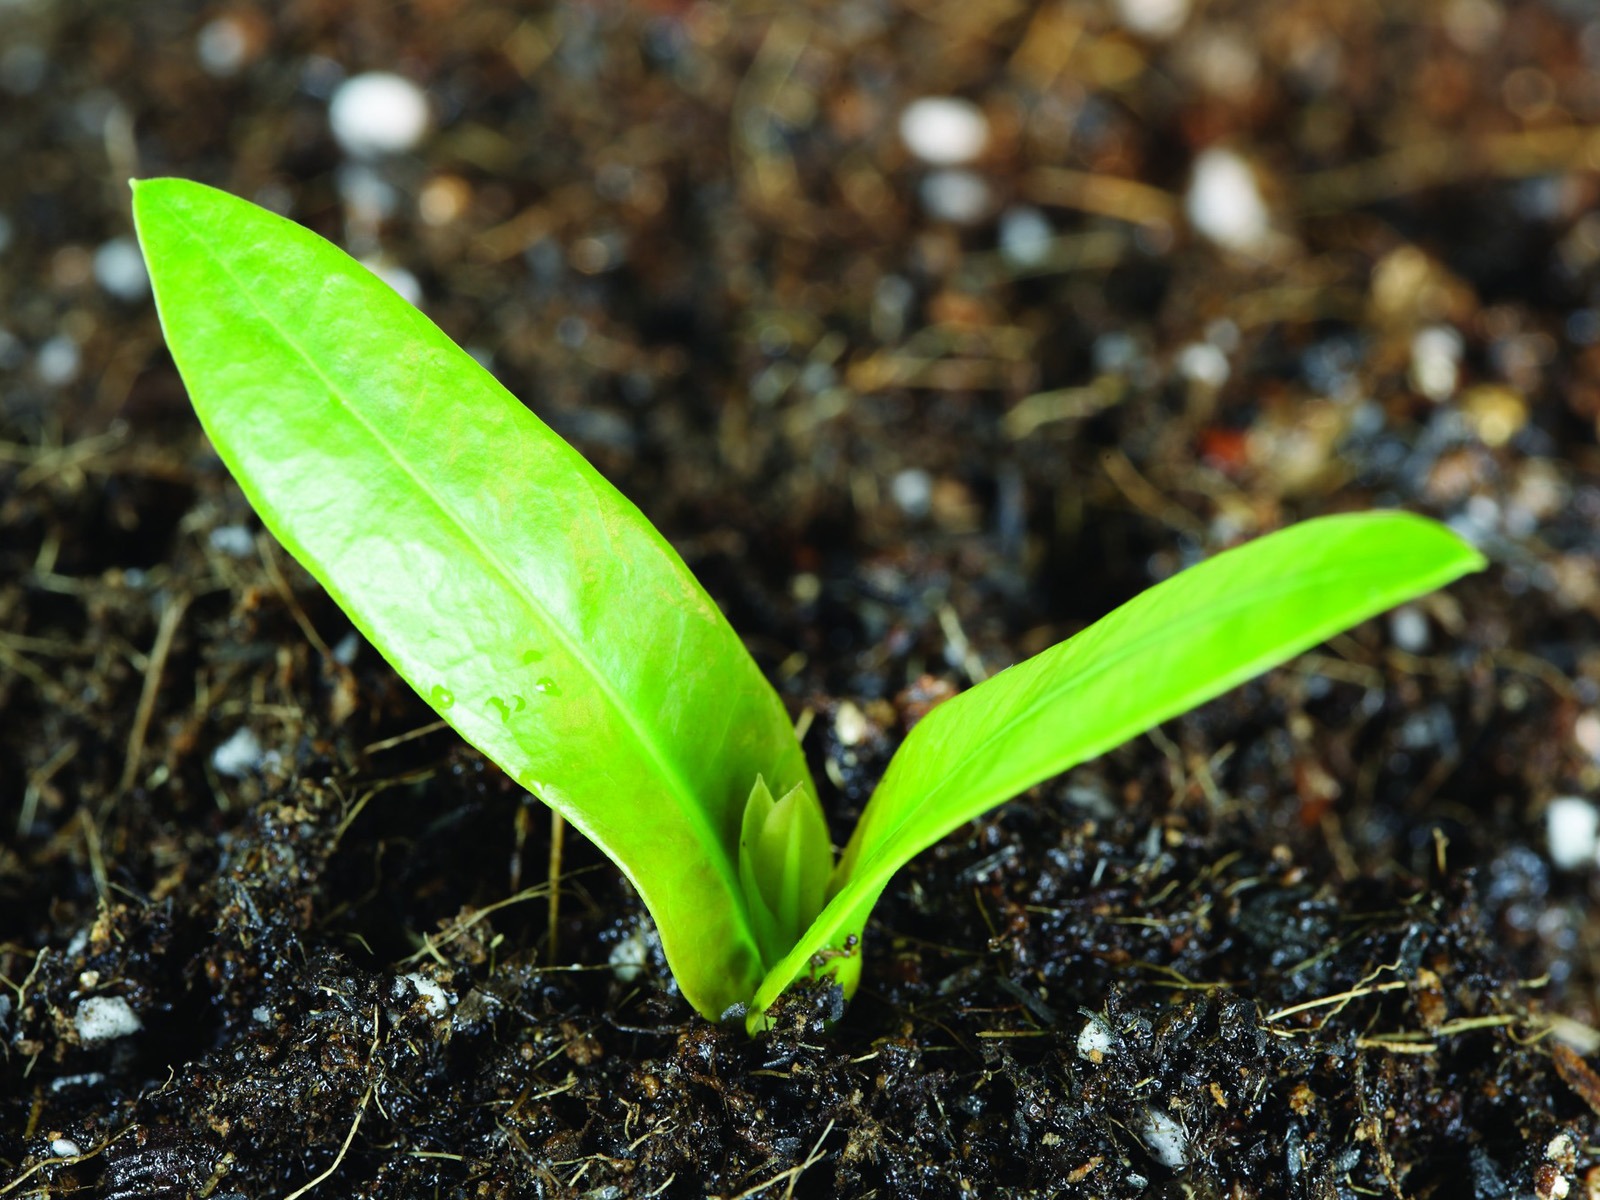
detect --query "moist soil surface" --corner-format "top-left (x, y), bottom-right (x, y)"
top-left (7, 2), bottom-right (1600, 1197)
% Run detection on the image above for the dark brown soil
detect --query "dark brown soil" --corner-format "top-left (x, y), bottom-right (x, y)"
top-left (7, 1), bottom-right (1600, 1196)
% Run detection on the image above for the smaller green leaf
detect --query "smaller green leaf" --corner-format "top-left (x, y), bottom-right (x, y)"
top-left (749, 511), bottom-right (1485, 1026)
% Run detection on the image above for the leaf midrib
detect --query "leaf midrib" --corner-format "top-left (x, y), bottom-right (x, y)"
top-left (155, 191), bottom-right (757, 952)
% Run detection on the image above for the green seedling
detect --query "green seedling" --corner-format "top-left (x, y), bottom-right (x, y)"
top-left (132, 179), bottom-right (1486, 1027)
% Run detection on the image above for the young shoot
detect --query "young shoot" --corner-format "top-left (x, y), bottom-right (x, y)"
top-left (133, 179), bottom-right (1486, 1028)
top-left (740, 776), bottom-right (832, 970)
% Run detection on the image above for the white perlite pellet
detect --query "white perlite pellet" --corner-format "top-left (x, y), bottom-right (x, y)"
top-left (919, 169), bottom-right (990, 224)
top-left (399, 973), bottom-right (451, 1018)
top-left (609, 928), bottom-right (651, 983)
top-left (1186, 147), bottom-right (1270, 253)
top-left (890, 468), bottom-right (933, 518)
top-left (1139, 1106), bottom-right (1189, 1169)
top-left (1076, 1018), bottom-right (1116, 1062)
top-left (74, 996), bottom-right (141, 1044)
top-left (1410, 326), bottom-right (1463, 401)
top-left (36, 334), bottom-right (80, 386)
top-left (998, 206), bottom-right (1053, 267)
top-left (1388, 606), bottom-right (1431, 654)
top-left (329, 72), bottom-right (430, 158)
top-left (1547, 796), bottom-right (1600, 870)
top-left (1115, 0), bottom-right (1191, 38)
top-left (211, 726), bottom-right (264, 778)
top-left (93, 237), bottom-right (150, 301)
top-left (899, 97), bottom-right (989, 166)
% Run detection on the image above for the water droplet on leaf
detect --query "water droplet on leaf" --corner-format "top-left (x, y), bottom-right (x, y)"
top-left (535, 676), bottom-right (561, 697)
top-left (430, 685), bottom-right (455, 710)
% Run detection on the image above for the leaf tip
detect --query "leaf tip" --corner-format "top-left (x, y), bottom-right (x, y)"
top-left (1423, 517), bottom-right (1489, 578)
top-left (128, 175), bottom-right (176, 204)
top-left (130, 177), bottom-right (187, 242)
top-left (130, 177), bottom-right (240, 229)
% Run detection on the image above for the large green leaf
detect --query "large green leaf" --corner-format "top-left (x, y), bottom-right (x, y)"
top-left (750, 512), bottom-right (1484, 1022)
top-left (133, 178), bottom-right (815, 1019)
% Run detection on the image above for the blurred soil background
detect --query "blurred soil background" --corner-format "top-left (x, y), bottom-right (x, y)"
top-left (8, 0), bottom-right (1600, 1196)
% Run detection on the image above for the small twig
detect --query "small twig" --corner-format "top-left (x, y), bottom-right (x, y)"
top-left (526, 1074), bottom-right (579, 1103)
top-left (628, 1119), bottom-right (677, 1153)
top-left (1004, 381), bottom-right (1123, 440)
top-left (792, 706), bottom-right (815, 743)
top-left (0, 642), bottom-right (94, 718)
top-left (1144, 724), bottom-right (1186, 796)
top-left (846, 353), bottom-right (1028, 394)
top-left (18, 739), bottom-right (77, 837)
top-left (1286, 652), bottom-right (1388, 691)
top-left (0, 630), bottom-right (92, 658)
top-left (9, 431), bottom-right (123, 489)
top-left (1134, 960), bottom-right (1233, 991)
top-left (2, 947), bottom-right (46, 1006)
top-left (1357, 1013), bottom-right (1520, 1054)
top-left (1100, 449), bottom-right (1206, 537)
top-left (114, 591), bottom-right (190, 803)
top-left (547, 812), bottom-right (566, 965)
top-left (785, 1119), bottom-right (835, 1200)
top-left (1493, 647), bottom-right (1578, 700)
top-left (937, 604), bottom-right (986, 684)
top-left (80, 810), bottom-right (110, 901)
top-left (329, 787), bottom-right (376, 851)
top-left (730, 16), bottom-right (812, 217)
top-left (1022, 166), bottom-right (1178, 229)
top-left (362, 720), bottom-right (450, 755)
top-left (1358, 1039), bottom-right (1438, 1054)
top-left (258, 535), bottom-right (333, 660)
top-left (398, 880), bottom-right (559, 965)
top-left (1264, 981), bottom-right (1407, 1024)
